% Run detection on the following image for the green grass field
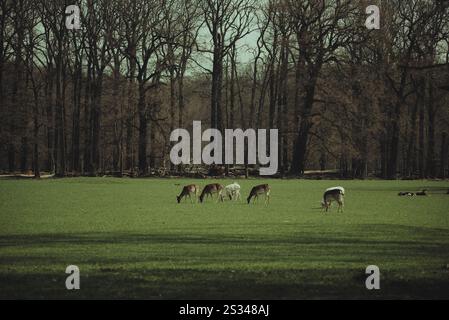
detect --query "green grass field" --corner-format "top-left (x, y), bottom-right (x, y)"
top-left (0, 178), bottom-right (448, 300)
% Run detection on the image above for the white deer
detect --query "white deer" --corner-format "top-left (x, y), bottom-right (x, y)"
top-left (225, 182), bottom-right (241, 201)
top-left (321, 186), bottom-right (345, 213)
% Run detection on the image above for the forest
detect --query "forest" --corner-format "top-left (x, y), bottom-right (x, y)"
top-left (0, 0), bottom-right (448, 179)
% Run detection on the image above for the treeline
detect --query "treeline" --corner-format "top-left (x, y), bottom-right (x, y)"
top-left (0, 0), bottom-right (448, 179)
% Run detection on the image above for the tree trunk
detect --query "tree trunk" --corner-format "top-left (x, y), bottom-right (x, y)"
top-left (387, 111), bottom-right (400, 179)
top-left (177, 70), bottom-right (186, 174)
top-left (277, 39), bottom-right (289, 176)
top-left (90, 78), bottom-right (102, 175)
top-left (54, 48), bottom-right (66, 177)
top-left (112, 56), bottom-right (121, 174)
top-left (178, 75), bottom-right (185, 129)
top-left (379, 133), bottom-right (388, 178)
top-left (426, 80), bottom-right (436, 177)
top-left (418, 98), bottom-right (425, 178)
top-left (0, 3), bottom-right (4, 111)
top-left (440, 132), bottom-right (448, 179)
top-left (169, 68), bottom-right (176, 171)
top-left (32, 87), bottom-right (40, 179)
top-left (268, 63), bottom-right (277, 130)
top-left (211, 34), bottom-right (223, 130)
top-left (138, 81), bottom-right (148, 176)
top-left (290, 80), bottom-right (316, 176)
top-left (83, 61), bottom-right (91, 175)
top-left (72, 59), bottom-right (82, 175)
top-left (256, 66), bottom-right (270, 129)
top-left (47, 79), bottom-right (55, 174)
top-left (20, 137), bottom-right (28, 173)
top-left (406, 99), bottom-right (419, 177)
top-left (126, 61), bottom-right (136, 174)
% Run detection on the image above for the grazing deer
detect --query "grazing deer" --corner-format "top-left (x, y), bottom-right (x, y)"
top-left (199, 184), bottom-right (224, 203)
top-left (225, 182), bottom-right (241, 201)
top-left (177, 185), bottom-right (200, 203)
top-left (322, 187), bottom-right (345, 213)
top-left (247, 184), bottom-right (271, 205)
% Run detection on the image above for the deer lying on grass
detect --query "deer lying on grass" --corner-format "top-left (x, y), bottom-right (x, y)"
top-left (322, 187), bottom-right (345, 213)
top-left (247, 184), bottom-right (271, 205)
top-left (199, 184), bottom-right (224, 203)
top-left (177, 185), bottom-right (200, 203)
top-left (225, 182), bottom-right (241, 201)
top-left (398, 192), bottom-right (415, 197)
top-left (416, 189), bottom-right (428, 196)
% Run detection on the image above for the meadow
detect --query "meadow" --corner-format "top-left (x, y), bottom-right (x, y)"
top-left (0, 178), bottom-right (448, 299)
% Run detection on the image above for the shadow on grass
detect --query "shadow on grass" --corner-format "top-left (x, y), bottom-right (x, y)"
top-left (0, 224), bottom-right (448, 299)
top-left (0, 223), bottom-right (448, 247)
top-left (1, 268), bottom-right (448, 300)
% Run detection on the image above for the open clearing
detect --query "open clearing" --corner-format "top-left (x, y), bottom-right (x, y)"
top-left (0, 178), bottom-right (448, 299)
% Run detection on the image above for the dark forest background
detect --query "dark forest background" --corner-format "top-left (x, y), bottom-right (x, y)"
top-left (0, 0), bottom-right (448, 179)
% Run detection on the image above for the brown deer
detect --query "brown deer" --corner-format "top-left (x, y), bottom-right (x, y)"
top-left (247, 184), bottom-right (271, 205)
top-left (199, 184), bottom-right (224, 203)
top-left (177, 185), bottom-right (200, 203)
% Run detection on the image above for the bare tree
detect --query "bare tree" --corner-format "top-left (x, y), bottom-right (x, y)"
top-left (121, 0), bottom-right (166, 176)
top-left (160, 0), bottom-right (201, 170)
top-left (200, 0), bottom-right (256, 131)
top-left (82, 0), bottom-right (112, 175)
top-left (22, 1), bottom-right (45, 178)
top-left (38, 0), bottom-right (71, 177)
top-left (0, 0), bottom-right (14, 112)
top-left (287, 0), bottom-right (360, 176)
